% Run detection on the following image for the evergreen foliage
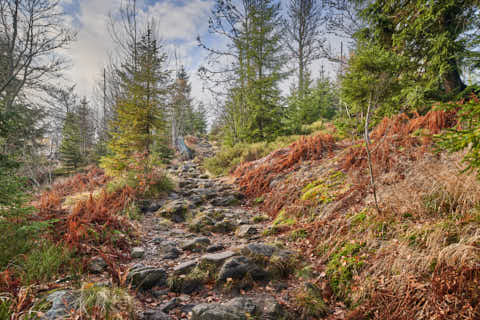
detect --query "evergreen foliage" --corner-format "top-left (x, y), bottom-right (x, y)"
top-left (59, 112), bottom-right (83, 170)
top-left (101, 27), bottom-right (169, 175)
top-left (339, 42), bottom-right (406, 136)
top-left (59, 98), bottom-right (95, 171)
top-left (357, 0), bottom-right (480, 100)
top-left (200, 0), bottom-right (288, 145)
top-left (436, 94), bottom-right (480, 177)
top-left (286, 77), bottom-right (338, 134)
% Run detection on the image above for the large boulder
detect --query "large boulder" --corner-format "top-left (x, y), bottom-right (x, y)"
top-left (157, 200), bottom-right (188, 222)
top-left (217, 256), bottom-right (267, 283)
top-left (127, 265), bottom-right (167, 290)
top-left (191, 298), bottom-right (257, 320)
top-left (191, 297), bottom-right (290, 320)
top-left (182, 237), bottom-right (211, 252)
top-left (44, 290), bottom-right (77, 320)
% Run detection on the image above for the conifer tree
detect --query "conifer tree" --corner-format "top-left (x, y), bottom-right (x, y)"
top-left (243, 0), bottom-right (288, 142)
top-left (76, 97), bottom-right (95, 160)
top-left (192, 102), bottom-right (208, 135)
top-left (59, 112), bottom-right (82, 170)
top-left (171, 65), bottom-right (195, 142)
top-left (199, 0), bottom-right (287, 144)
top-left (101, 27), bottom-right (169, 175)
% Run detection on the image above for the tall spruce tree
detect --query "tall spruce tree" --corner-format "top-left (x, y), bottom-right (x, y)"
top-left (59, 112), bottom-right (82, 170)
top-left (244, 0), bottom-right (288, 142)
top-left (101, 27), bottom-right (169, 175)
top-left (170, 65), bottom-right (195, 143)
top-left (199, 0), bottom-right (287, 144)
top-left (192, 102), bottom-right (208, 135)
top-left (76, 97), bottom-right (95, 160)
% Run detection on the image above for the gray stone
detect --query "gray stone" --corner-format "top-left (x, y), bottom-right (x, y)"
top-left (44, 290), bottom-right (77, 320)
top-left (157, 200), bottom-right (188, 222)
top-left (160, 298), bottom-right (181, 313)
top-left (212, 219), bottom-right (235, 233)
top-left (178, 179), bottom-right (192, 188)
top-left (127, 266), bottom-right (166, 290)
top-left (240, 243), bottom-right (276, 257)
top-left (188, 214), bottom-right (215, 233)
top-left (131, 247), bottom-right (145, 259)
top-left (152, 237), bottom-right (165, 244)
top-left (88, 256), bottom-right (107, 273)
top-left (206, 244), bottom-right (225, 253)
top-left (191, 298), bottom-right (258, 320)
top-left (189, 195), bottom-right (204, 206)
top-left (146, 201), bottom-right (162, 213)
top-left (143, 309), bottom-right (172, 320)
top-left (182, 237), bottom-right (211, 252)
top-left (217, 256), bottom-right (265, 282)
top-left (159, 243), bottom-right (181, 260)
top-left (211, 195), bottom-right (238, 207)
top-left (200, 251), bottom-right (237, 268)
top-left (235, 225), bottom-right (258, 238)
top-left (173, 260), bottom-right (198, 275)
top-left (261, 296), bottom-right (288, 319)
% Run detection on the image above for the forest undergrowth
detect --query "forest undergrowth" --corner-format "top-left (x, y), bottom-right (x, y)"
top-left (0, 164), bottom-right (171, 319)
top-left (233, 105), bottom-right (480, 319)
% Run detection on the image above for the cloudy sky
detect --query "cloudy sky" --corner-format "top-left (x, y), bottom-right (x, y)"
top-left (59, 0), bottom-right (341, 108)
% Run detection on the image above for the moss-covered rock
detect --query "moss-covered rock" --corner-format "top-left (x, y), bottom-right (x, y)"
top-left (167, 267), bottom-right (209, 294)
top-left (156, 200), bottom-right (188, 223)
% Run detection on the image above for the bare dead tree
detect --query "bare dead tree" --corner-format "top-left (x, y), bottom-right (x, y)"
top-left (0, 0), bottom-right (76, 110)
top-left (284, 0), bottom-right (325, 94)
top-left (318, 0), bottom-right (367, 64)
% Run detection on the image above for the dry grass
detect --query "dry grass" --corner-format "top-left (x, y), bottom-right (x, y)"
top-left (234, 134), bottom-right (338, 199)
top-left (232, 109), bottom-right (480, 319)
top-left (33, 167), bottom-right (139, 285)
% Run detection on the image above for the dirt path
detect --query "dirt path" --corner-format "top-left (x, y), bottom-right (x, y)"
top-left (129, 158), bottom-right (297, 320)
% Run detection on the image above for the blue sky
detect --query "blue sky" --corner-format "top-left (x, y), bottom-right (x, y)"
top-left (59, 0), bottom-right (341, 107)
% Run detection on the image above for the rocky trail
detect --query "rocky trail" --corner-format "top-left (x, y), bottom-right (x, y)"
top-left (127, 158), bottom-right (297, 320)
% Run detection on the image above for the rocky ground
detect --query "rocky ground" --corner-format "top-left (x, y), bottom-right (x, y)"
top-left (40, 140), bottom-right (300, 320)
top-left (129, 159), bottom-right (297, 319)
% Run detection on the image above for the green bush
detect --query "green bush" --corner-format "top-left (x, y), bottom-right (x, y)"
top-left (106, 171), bottom-right (173, 197)
top-left (0, 160), bottom-right (55, 270)
top-left (204, 135), bottom-right (300, 176)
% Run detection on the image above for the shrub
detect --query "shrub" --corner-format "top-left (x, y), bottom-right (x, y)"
top-left (204, 135), bottom-right (300, 176)
top-left (436, 94), bottom-right (480, 177)
top-left (75, 283), bottom-right (133, 319)
top-left (0, 161), bottom-right (53, 270)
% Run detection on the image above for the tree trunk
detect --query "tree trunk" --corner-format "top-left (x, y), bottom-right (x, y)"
top-left (443, 60), bottom-right (466, 94)
top-left (365, 93), bottom-right (380, 214)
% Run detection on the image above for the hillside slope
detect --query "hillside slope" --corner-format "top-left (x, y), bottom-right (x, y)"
top-left (231, 110), bottom-right (480, 319)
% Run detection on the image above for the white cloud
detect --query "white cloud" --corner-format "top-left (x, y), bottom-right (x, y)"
top-left (61, 0), bottom-right (214, 103)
